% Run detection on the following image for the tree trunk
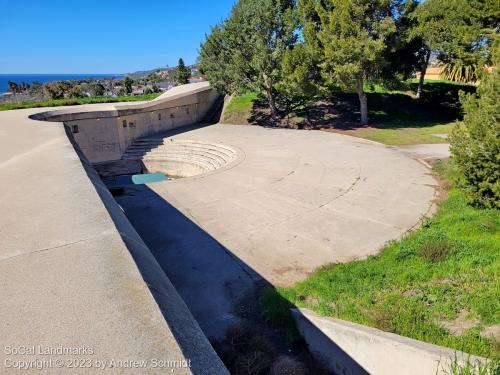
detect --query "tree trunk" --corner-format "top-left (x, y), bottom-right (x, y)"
top-left (416, 49), bottom-right (431, 99)
top-left (266, 87), bottom-right (278, 121)
top-left (356, 79), bottom-right (368, 125)
top-left (263, 74), bottom-right (278, 122)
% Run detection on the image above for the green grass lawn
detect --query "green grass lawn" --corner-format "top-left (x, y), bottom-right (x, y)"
top-left (333, 80), bottom-right (474, 145)
top-left (263, 161), bottom-right (500, 359)
top-left (333, 122), bottom-right (455, 145)
top-left (221, 92), bottom-right (258, 124)
top-left (0, 93), bottom-right (161, 111)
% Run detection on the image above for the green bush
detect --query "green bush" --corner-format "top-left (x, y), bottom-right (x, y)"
top-left (450, 56), bottom-right (500, 208)
top-left (416, 229), bottom-right (455, 262)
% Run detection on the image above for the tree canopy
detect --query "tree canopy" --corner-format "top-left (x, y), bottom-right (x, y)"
top-left (124, 77), bottom-right (133, 94)
top-left (299, 0), bottom-right (411, 124)
top-left (199, 0), bottom-right (299, 119)
top-left (199, 0), bottom-right (498, 125)
top-left (411, 0), bottom-right (499, 86)
top-left (450, 41), bottom-right (500, 208)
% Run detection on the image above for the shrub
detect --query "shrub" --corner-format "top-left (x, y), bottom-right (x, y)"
top-left (416, 230), bottom-right (455, 262)
top-left (214, 323), bottom-right (279, 375)
top-left (449, 46), bottom-right (500, 208)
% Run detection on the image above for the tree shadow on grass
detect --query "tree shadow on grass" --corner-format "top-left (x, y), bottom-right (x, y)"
top-left (248, 82), bottom-right (476, 130)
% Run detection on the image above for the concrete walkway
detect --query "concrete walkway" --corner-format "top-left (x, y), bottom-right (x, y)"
top-left (392, 143), bottom-right (451, 165)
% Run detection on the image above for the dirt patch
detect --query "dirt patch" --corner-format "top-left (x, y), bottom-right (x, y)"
top-left (438, 309), bottom-right (480, 336)
top-left (481, 325), bottom-right (500, 341)
top-left (403, 288), bottom-right (424, 298)
top-left (425, 159), bottom-right (451, 205)
top-left (303, 296), bottom-right (320, 306)
top-left (272, 265), bottom-right (312, 287)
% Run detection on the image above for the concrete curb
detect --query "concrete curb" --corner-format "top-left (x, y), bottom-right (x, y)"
top-left (291, 308), bottom-right (488, 375)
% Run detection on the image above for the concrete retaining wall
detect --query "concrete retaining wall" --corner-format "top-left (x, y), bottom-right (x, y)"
top-left (67, 129), bottom-right (229, 374)
top-left (31, 82), bottom-right (219, 164)
top-left (292, 308), bottom-right (487, 375)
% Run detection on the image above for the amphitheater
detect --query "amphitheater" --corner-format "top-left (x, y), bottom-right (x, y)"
top-left (0, 82), bottom-right (443, 373)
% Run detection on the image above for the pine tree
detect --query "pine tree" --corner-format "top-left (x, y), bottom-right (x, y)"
top-left (124, 77), bottom-right (133, 94)
top-left (449, 41), bottom-right (500, 208)
top-left (175, 58), bottom-right (191, 85)
top-left (300, 0), bottom-right (404, 125)
top-left (410, 0), bottom-right (498, 89)
top-left (199, 0), bottom-right (298, 120)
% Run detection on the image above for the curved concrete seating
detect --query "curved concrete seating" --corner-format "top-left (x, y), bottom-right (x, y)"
top-left (122, 138), bottom-right (238, 177)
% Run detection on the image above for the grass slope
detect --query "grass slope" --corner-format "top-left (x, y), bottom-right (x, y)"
top-left (263, 162), bottom-right (500, 359)
top-left (221, 93), bottom-right (258, 124)
top-left (0, 93), bottom-right (161, 111)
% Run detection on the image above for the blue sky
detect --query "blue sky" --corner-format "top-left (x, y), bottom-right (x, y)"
top-left (0, 0), bottom-right (236, 74)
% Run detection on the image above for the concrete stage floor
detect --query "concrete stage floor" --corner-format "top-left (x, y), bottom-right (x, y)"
top-left (115, 124), bottom-right (438, 338)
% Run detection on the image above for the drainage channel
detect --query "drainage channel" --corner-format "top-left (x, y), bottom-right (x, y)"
top-left (102, 178), bottom-right (334, 375)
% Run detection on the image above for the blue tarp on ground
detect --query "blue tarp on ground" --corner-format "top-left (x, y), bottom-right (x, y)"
top-left (103, 173), bottom-right (166, 187)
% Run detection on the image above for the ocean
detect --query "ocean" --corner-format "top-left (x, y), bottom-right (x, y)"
top-left (0, 74), bottom-right (124, 94)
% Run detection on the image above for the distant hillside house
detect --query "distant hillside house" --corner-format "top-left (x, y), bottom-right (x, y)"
top-left (416, 67), bottom-right (443, 81)
top-left (132, 86), bottom-right (144, 95)
top-left (158, 81), bottom-right (174, 91)
top-left (416, 66), bottom-right (496, 81)
top-left (157, 70), bottom-right (171, 79)
top-left (189, 76), bottom-right (205, 84)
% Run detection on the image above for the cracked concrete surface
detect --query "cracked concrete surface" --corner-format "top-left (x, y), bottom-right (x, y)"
top-left (113, 124), bottom-right (439, 340)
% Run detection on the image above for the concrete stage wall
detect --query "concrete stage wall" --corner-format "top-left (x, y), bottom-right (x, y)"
top-left (30, 82), bottom-right (219, 163)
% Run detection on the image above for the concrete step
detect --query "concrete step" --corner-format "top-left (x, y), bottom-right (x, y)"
top-left (124, 152), bottom-right (225, 169)
top-left (125, 148), bottom-right (230, 163)
top-left (131, 139), bottom-right (235, 153)
top-left (126, 141), bottom-right (236, 157)
top-left (126, 150), bottom-right (232, 164)
top-left (142, 155), bottom-right (219, 171)
top-left (143, 154), bottom-right (224, 169)
top-left (121, 138), bottom-right (237, 175)
top-left (125, 145), bottom-right (235, 160)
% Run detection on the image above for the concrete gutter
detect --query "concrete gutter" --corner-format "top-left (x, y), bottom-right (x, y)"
top-left (0, 85), bottom-right (228, 374)
top-left (292, 308), bottom-right (487, 375)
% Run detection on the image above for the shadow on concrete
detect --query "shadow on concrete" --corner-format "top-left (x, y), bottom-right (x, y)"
top-left (65, 127), bottom-right (227, 374)
top-left (202, 96), bottom-right (225, 124)
top-left (111, 181), bottom-right (368, 374)
top-left (114, 183), bottom-right (260, 339)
